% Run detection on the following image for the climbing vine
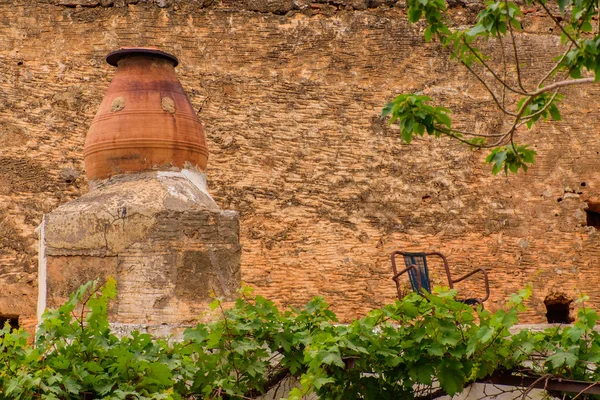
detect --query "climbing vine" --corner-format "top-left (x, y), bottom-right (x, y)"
top-left (2, 280), bottom-right (600, 399)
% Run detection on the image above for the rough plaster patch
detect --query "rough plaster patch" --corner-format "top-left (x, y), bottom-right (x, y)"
top-left (161, 96), bottom-right (176, 114)
top-left (110, 96), bottom-right (125, 112)
top-left (220, 210), bottom-right (238, 218)
top-left (158, 170), bottom-right (219, 209)
top-left (166, 185), bottom-right (193, 202)
top-left (182, 169), bottom-right (209, 193)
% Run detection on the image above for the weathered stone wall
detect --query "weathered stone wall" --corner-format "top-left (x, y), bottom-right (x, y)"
top-left (1, 0), bottom-right (599, 329)
top-left (42, 170), bottom-right (241, 327)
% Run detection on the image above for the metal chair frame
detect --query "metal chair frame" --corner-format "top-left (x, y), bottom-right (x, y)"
top-left (391, 251), bottom-right (490, 305)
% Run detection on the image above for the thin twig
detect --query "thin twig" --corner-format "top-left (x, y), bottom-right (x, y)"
top-left (519, 90), bottom-right (560, 122)
top-left (505, 0), bottom-right (528, 93)
top-left (572, 381), bottom-right (600, 399)
top-left (461, 61), bottom-right (519, 116)
top-left (217, 301), bottom-right (242, 385)
top-left (436, 127), bottom-right (487, 147)
top-left (499, 35), bottom-right (508, 108)
top-left (450, 128), bottom-right (506, 138)
top-left (504, 77), bottom-right (594, 147)
top-left (536, 43), bottom-right (574, 89)
top-left (509, 128), bottom-right (517, 158)
top-left (537, 0), bottom-right (580, 48)
top-left (521, 374), bottom-right (552, 399)
top-left (414, 388), bottom-right (448, 400)
top-left (490, 126), bottom-right (515, 147)
top-left (463, 39), bottom-right (529, 95)
top-left (538, 2), bottom-right (596, 88)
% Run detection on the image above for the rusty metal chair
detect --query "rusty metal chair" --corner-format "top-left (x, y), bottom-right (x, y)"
top-left (391, 251), bottom-right (490, 306)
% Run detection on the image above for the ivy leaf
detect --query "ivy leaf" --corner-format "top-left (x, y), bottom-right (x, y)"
top-left (313, 376), bottom-right (335, 389)
top-left (62, 376), bottom-right (81, 394)
top-left (547, 350), bottom-right (578, 368)
top-left (410, 360), bottom-right (435, 385)
top-left (476, 325), bottom-right (495, 344)
top-left (565, 326), bottom-right (584, 342)
top-left (318, 350), bottom-right (345, 368)
top-left (438, 360), bottom-right (465, 396)
top-left (183, 325), bottom-right (209, 343)
top-left (427, 343), bottom-right (444, 357)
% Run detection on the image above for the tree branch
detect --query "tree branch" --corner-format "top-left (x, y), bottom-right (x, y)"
top-left (536, 43), bottom-right (574, 89)
top-left (461, 61), bottom-right (519, 117)
top-left (436, 127), bottom-right (510, 148)
top-left (572, 381), bottom-right (600, 399)
top-left (494, 77), bottom-right (594, 146)
top-left (536, 0), bottom-right (580, 48)
top-left (463, 39), bottom-right (530, 95)
top-left (499, 35), bottom-right (508, 108)
top-left (448, 127), bottom-right (506, 138)
top-left (414, 387), bottom-right (448, 400)
top-left (532, 77), bottom-right (594, 95)
top-left (505, 0), bottom-right (527, 93)
top-left (520, 91), bottom-right (560, 122)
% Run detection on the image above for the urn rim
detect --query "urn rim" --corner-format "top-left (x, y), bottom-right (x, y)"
top-left (106, 47), bottom-right (179, 67)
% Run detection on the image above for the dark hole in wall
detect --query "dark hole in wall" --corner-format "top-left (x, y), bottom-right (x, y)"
top-left (0, 314), bottom-right (19, 331)
top-left (544, 294), bottom-right (573, 324)
top-left (586, 209), bottom-right (600, 227)
top-left (585, 201), bottom-right (600, 228)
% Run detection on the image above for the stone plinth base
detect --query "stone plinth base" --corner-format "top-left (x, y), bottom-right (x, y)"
top-left (38, 169), bottom-right (241, 325)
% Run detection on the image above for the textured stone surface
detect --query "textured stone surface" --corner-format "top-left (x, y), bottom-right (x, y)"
top-left (41, 171), bottom-right (240, 325)
top-left (46, 255), bottom-right (118, 308)
top-left (1, 1), bottom-right (600, 329)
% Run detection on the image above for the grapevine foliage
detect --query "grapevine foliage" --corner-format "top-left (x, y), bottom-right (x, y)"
top-left (1, 281), bottom-right (600, 399)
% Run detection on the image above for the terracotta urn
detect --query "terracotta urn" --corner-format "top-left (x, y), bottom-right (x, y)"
top-left (83, 48), bottom-right (208, 180)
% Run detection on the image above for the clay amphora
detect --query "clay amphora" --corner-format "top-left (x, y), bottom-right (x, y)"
top-left (83, 48), bottom-right (208, 180)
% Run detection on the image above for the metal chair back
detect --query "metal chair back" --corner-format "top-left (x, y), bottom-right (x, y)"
top-left (390, 250), bottom-right (490, 306)
top-left (402, 253), bottom-right (431, 293)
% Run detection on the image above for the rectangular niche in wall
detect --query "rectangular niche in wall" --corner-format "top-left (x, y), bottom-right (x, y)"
top-left (585, 200), bottom-right (600, 228)
top-left (0, 314), bottom-right (19, 331)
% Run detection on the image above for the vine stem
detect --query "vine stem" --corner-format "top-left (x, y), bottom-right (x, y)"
top-left (521, 374), bottom-right (552, 400)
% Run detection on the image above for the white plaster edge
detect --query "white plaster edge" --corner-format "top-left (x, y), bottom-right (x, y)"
top-left (157, 169), bottom-right (218, 206)
top-left (36, 215), bottom-right (47, 325)
top-left (181, 169), bottom-right (217, 204)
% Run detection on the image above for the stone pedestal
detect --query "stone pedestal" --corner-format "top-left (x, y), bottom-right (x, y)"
top-left (37, 169), bottom-right (240, 328)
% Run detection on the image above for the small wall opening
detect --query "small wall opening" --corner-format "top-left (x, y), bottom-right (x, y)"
top-left (585, 201), bottom-right (600, 228)
top-left (0, 314), bottom-right (19, 331)
top-left (544, 294), bottom-right (573, 324)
